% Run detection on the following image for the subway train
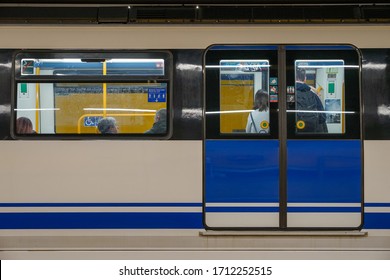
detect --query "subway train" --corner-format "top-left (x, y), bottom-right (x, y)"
top-left (0, 23), bottom-right (389, 259)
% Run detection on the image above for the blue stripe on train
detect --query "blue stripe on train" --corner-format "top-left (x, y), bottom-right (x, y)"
top-left (287, 207), bottom-right (361, 212)
top-left (365, 203), bottom-right (390, 207)
top-left (0, 202), bottom-right (202, 207)
top-left (0, 213), bottom-right (202, 229)
top-left (0, 212), bottom-right (388, 229)
top-left (206, 206), bottom-right (359, 212)
top-left (286, 45), bottom-right (355, 50)
top-left (364, 213), bottom-right (390, 229)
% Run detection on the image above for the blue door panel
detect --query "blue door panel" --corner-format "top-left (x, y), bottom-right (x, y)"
top-left (287, 140), bottom-right (362, 203)
top-left (205, 140), bottom-right (279, 203)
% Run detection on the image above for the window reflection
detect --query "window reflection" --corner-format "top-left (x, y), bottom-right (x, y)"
top-left (16, 82), bottom-right (167, 134)
top-left (218, 60), bottom-right (270, 134)
top-left (295, 60), bottom-right (345, 134)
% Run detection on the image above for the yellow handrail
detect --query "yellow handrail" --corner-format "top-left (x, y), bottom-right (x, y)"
top-left (35, 67), bottom-right (40, 132)
top-left (77, 113), bottom-right (155, 134)
top-left (103, 61), bottom-right (107, 118)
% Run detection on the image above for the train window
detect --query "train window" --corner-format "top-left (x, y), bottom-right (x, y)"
top-left (294, 60), bottom-right (347, 134)
top-left (205, 46), bottom-right (279, 140)
top-left (219, 60), bottom-right (270, 134)
top-left (20, 58), bottom-right (165, 76)
top-left (15, 82), bottom-right (167, 134)
top-left (13, 52), bottom-right (172, 137)
top-left (286, 46), bottom-right (360, 139)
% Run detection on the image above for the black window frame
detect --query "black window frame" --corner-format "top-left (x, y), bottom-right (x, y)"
top-left (286, 46), bottom-right (361, 140)
top-left (204, 45), bottom-right (279, 140)
top-left (11, 50), bottom-right (173, 140)
top-left (204, 44), bottom-right (361, 140)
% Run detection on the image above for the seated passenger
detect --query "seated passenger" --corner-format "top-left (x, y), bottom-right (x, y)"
top-left (145, 108), bottom-right (167, 134)
top-left (16, 117), bottom-right (34, 134)
top-left (246, 90), bottom-right (270, 133)
top-left (97, 117), bottom-right (118, 134)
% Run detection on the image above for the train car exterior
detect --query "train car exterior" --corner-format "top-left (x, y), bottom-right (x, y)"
top-left (0, 24), bottom-right (389, 259)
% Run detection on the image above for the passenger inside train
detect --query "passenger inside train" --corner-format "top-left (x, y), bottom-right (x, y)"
top-left (245, 89), bottom-right (270, 134)
top-left (145, 108), bottom-right (167, 134)
top-left (97, 117), bottom-right (118, 134)
top-left (295, 68), bottom-right (328, 133)
top-left (16, 117), bottom-right (35, 134)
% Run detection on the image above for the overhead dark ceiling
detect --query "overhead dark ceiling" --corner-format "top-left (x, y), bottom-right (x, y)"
top-left (0, 0), bottom-right (389, 4)
top-left (0, 1), bottom-right (389, 24)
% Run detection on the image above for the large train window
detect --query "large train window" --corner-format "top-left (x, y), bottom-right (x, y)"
top-left (13, 52), bottom-right (172, 137)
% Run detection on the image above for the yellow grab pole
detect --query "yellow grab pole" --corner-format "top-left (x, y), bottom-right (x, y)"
top-left (35, 67), bottom-right (40, 132)
top-left (103, 61), bottom-right (107, 117)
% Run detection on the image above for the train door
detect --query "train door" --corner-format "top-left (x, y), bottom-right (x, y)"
top-left (204, 45), bottom-right (362, 230)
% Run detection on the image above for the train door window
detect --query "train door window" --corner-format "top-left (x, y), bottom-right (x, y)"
top-left (294, 59), bottom-right (351, 135)
top-left (205, 46), bottom-right (279, 140)
top-left (286, 47), bottom-right (360, 140)
top-left (218, 60), bottom-right (271, 134)
top-left (13, 52), bottom-right (172, 137)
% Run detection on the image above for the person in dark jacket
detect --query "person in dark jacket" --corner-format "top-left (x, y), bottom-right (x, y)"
top-left (145, 108), bottom-right (167, 134)
top-left (295, 68), bottom-right (328, 133)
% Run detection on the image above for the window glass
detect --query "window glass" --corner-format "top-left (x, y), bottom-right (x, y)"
top-left (286, 46), bottom-right (360, 139)
top-left (15, 82), bottom-right (167, 135)
top-left (21, 58), bottom-right (165, 76)
top-left (219, 60), bottom-right (270, 134)
top-left (205, 46), bottom-right (278, 140)
top-left (294, 60), bottom-right (347, 134)
top-left (14, 54), bottom-right (170, 136)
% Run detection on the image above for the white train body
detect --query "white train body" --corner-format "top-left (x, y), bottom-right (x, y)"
top-left (0, 24), bottom-right (389, 259)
